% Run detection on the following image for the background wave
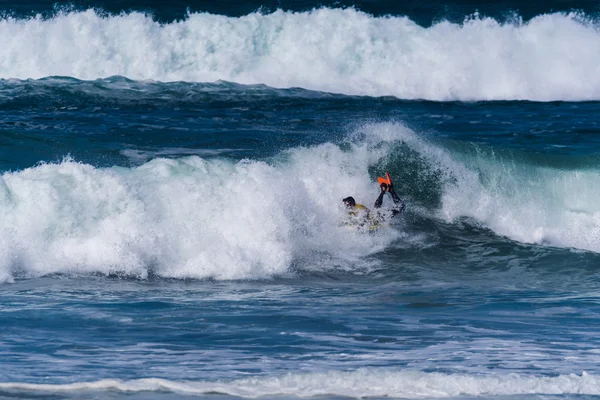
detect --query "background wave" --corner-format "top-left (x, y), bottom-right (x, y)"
top-left (1, 9), bottom-right (600, 101)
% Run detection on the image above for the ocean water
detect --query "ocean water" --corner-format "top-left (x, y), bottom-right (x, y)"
top-left (1, 0), bottom-right (600, 399)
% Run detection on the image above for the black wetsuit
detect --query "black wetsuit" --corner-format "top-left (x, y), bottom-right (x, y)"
top-left (374, 187), bottom-right (405, 217)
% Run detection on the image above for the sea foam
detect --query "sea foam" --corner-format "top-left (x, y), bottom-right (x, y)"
top-left (0, 130), bottom-right (400, 282)
top-left (1, 370), bottom-right (599, 397)
top-left (1, 9), bottom-right (600, 101)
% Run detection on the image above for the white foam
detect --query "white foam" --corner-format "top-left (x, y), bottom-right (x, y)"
top-left (1, 370), bottom-right (599, 397)
top-left (1, 9), bottom-right (600, 100)
top-left (0, 129), bottom-right (407, 281)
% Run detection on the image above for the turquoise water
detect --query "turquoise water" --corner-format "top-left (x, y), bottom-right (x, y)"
top-left (1, 1), bottom-right (600, 399)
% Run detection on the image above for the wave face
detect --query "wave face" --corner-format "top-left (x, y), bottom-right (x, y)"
top-left (376, 123), bottom-right (600, 254)
top-left (440, 150), bottom-right (600, 254)
top-left (1, 122), bottom-right (599, 283)
top-left (2, 9), bottom-right (600, 101)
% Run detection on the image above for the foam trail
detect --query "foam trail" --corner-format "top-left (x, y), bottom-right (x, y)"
top-left (1, 9), bottom-right (600, 100)
top-left (1, 370), bottom-right (599, 397)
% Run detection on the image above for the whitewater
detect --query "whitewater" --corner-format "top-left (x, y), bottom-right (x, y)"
top-left (3, 370), bottom-right (600, 398)
top-left (2, 8), bottom-right (600, 101)
top-left (1, 123), bottom-right (599, 284)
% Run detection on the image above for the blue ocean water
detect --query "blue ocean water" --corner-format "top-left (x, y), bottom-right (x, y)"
top-left (1, 1), bottom-right (600, 399)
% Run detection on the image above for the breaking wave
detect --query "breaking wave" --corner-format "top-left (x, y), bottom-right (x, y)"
top-left (1, 8), bottom-right (600, 100)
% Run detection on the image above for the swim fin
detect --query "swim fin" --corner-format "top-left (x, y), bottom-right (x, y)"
top-left (377, 172), bottom-right (392, 186)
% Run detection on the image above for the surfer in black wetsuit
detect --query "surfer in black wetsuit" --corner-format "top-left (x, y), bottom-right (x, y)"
top-left (374, 182), bottom-right (405, 217)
